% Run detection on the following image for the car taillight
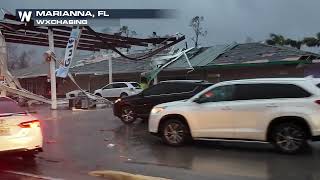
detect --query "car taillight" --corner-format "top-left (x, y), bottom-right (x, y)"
top-left (19, 120), bottom-right (40, 128)
top-left (315, 100), bottom-right (320, 105)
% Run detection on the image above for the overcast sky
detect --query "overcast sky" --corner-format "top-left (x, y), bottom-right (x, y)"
top-left (1, 0), bottom-right (320, 62)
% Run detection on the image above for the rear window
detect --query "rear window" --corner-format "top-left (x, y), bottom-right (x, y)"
top-left (112, 83), bottom-right (128, 88)
top-left (234, 83), bottom-right (311, 100)
top-left (143, 83), bottom-right (168, 96)
top-left (142, 82), bottom-right (197, 96)
top-left (172, 83), bottom-right (198, 93)
top-left (131, 83), bottom-right (141, 89)
top-left (0, 97), bottom-right (24, 114)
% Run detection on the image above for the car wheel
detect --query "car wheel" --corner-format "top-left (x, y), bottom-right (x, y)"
top-left (161, 119), bottom-right (190, 146)
top-left (120, 106), bottom-right (136, 124)
top-left (120, 93), bottom-right (128, 98)
top-left (95, 93), bottom-right (102, 97)
top-left (271, 123), bottom-right (308, 154)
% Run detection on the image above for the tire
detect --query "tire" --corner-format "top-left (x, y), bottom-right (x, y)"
top-left (120, 93), bottom-right (128, 98)
top-left (95, 93), bottom-right (102, 97)
top-left (161, 119), bottom-right (191, 146)
top-left (271, 123), bottom-right (308, 154)
top-left (120, 106), bottom-right (136, 124)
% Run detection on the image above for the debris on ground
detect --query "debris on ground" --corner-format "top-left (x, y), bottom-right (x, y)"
top-left (38, 156), bottom-right (61, 163)
top-left (89, 170), bottom-right (171, 180)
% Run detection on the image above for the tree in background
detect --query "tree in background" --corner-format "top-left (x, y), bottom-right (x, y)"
top-left (101, 27), bottom-right (112, 33)
top-left (17, 51), bottom-right (30, 69)
top-left (7, 44), bottom-right (35, 70)
top-left (151, 32), bottom-right (159, 38)
top-left (118, 26), bottom-right (137, 52)
top-left (303, 32), bottom-right (320, 48)
top-left (266, 33), bottom-right (303, 49)
top-left (266, 33), bottom-right (286, 46)
top-left (189, 16), bottom-right (207, 48)
top-left (7, 44), bottom-right (18, 70)
top-left (119, 26), bottom-right (137, 38)
top-left (285, 38), bottom-right (303, 49)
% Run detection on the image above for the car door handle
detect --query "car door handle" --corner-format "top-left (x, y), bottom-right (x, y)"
top-left (221, 107), bottom-right (232, 110)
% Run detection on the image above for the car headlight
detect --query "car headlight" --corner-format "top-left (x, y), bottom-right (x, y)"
top-left (151, 106), bottom-right (166, 114)
top-left (115, 98), bottom-right (121, 103)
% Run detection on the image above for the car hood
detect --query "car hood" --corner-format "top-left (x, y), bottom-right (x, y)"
top-left (156, 99), bottom-right (189, 108)
top-left (121, 93), bottom-right (141, 101)
top-left (94, 89), bottom-right (101, 93)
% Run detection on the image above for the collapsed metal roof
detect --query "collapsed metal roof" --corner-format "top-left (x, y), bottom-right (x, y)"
top-left (165, 44), bottom-right (237, 69)
top-left (165, 43), bottom-right (320, 70)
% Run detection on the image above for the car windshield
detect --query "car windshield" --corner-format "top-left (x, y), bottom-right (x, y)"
top-left (0, 97), bottom-right (24, 114)
top-left (131, 83), bottom-right (141, 89)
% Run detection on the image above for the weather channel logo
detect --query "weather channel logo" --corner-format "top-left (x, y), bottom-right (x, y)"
top-left (16, 9), bottom-right (175, 26)
top-left (16, 9), bottom-right (111, 26)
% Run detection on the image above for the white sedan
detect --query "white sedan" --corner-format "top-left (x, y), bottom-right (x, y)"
top-left (0, 97), bottom-right (43, 160)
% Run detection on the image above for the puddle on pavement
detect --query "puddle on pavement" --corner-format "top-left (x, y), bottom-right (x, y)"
top-left (89, 170), bottom-right (171, 180)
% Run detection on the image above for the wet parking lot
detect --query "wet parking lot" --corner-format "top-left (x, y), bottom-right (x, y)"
top-left (1, 105), bottom-right (320, 180)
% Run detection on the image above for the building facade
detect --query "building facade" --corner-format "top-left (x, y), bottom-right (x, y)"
top-left (13, 43), bottom-right (320, 97)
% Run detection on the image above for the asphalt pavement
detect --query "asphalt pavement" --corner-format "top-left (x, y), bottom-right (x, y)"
top-left (1, 105), bottom-right (320, 180)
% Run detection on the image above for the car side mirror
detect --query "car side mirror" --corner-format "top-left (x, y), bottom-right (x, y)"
top-left (194, 97), bottom-right (205, 104)
top-left (193, 97), bottom-right (201, 104)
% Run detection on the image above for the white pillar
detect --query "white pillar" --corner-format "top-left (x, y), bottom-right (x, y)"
top-left (108, 56), bottom-right (113, 83)
top-left (48, 28), bottom-right (57, 109)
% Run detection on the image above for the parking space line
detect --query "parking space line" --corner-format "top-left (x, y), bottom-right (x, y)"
top-left (4, 170), bottom-right (64, 180)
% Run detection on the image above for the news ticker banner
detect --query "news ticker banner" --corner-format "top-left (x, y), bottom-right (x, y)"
top-left (16, 9), bottom-right (176, 26)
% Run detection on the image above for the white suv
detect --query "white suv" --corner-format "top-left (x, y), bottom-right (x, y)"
top-left (94, 82), bottom-right (142, 99)
top-left (149, 77), bottom-right (320, 154)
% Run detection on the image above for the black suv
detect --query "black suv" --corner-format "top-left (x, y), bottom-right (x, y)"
top-left (113, 80), bottom-right (213, 124)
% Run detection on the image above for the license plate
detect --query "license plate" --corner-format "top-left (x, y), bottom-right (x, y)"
top-left (0, 128), bottom-right (10, 136)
